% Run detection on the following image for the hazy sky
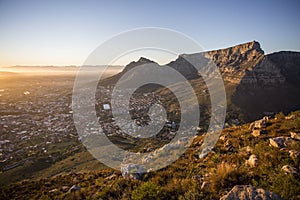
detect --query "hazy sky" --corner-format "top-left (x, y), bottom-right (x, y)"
top-left (0, 0), bottom-right (299, 66)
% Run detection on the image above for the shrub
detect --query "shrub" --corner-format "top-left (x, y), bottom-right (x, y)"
top-left (270, 173), bottom-right (300, 200)
top-left (209, 162), bottom-right (247, 193)
top-left (131, 181), bottom-right (160, 200)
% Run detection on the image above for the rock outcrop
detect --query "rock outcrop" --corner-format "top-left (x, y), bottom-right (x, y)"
top-left (101, 41), bottom-right (300, 122)
top-left (208, 41), bottom-right (265, 84)
top-left (220, 185), bottom-right (283, 200)
top-left (290, 131), bottom-right (300, 140)
top-left (281, 165), bottom-right (299, 175)
top-left (269, 137), bottom-right (293, 148)
top-left (246, 155), bottom-right (259, 167)
top-left (121, 163), bottom-right (146, 180)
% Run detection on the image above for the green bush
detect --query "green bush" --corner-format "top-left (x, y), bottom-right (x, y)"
top-left (131, 181), bottom-right (160, 200)
top-left (270, 173), bottom-right (300, 200)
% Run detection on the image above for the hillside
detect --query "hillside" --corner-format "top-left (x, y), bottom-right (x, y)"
top-left (1, 111), bottom-right (300, 200)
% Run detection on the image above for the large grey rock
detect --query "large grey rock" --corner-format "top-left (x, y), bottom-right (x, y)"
top-left (290, 131), bottom-right (300, 140)
top-left (239, 146), bottom-right (253, 157)
top-left (121, 163), bottom-right (146, 180)
top-left (281, 165), bottom-right (299, 175)
top-left (246, 155), bottom-right (259, 167)
top-left (269, 136), bottom-right (292, 148)
top-left (249, 117), bottom-right (268, 130)
top-left (285, 114), bottom-right (296, 120)
top-left (220, 185), bottom-right (283, 200)
top-left (69, 185), bottom-right (81, 193)
top-left (252, 129), bottom-right (261, 137)
top-left (289, 150), bottom-right (300, 159)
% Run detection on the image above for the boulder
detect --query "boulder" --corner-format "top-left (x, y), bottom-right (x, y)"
top-left (105, 174), bottom-right (117, 181)
top-left (121, 163), bottom-right (146, 180)
top-left (220, 185), bottom-right (283, 200)
top-left (252, 130), bottom-right (261, 137)
top-left (269, 137), bottom-right (292, 148)
top-left (141, 154), bottom-right (154, 164)
top-left (281, 165), bottom-right (298, 175)
top-left (61, 186), bottom-right (69, 192)
top-left (290, 132), bottom-right (300, 140)
top-left (246, 155), bottom-right (259, 167)
top-left (239, 146), bottom-right (253, 156)
top-left (285, 114), bottom-right (296, 120)
top-left (69, 185), bottom-right (81, 193)
top-left (289, 150), bottom-right (300, 159)
top-left (49, 188), bottom-right (59, 193)
top-left (219, 135), bottom-right (227, 141)
top-left (200, 181), bottom-right (210, 190)
top-left (249, 118), bottom-right (268, 130)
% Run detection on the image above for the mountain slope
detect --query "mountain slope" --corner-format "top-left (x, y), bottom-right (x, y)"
top-left (1, 111), bottom-right (300, 200)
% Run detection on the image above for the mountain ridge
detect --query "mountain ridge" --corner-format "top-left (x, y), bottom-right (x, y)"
top-left (99, 41), bottom-right (300, 122)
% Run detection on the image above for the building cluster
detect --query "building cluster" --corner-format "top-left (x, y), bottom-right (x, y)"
top-left (0, 82), bottom-right (79, 171)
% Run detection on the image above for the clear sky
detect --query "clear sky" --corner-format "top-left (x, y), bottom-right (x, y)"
top-left (0, 0), bottom-right (299, 66)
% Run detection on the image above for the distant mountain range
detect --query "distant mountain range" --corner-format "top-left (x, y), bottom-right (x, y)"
top-left (101, 41), bottom-right (300, 122)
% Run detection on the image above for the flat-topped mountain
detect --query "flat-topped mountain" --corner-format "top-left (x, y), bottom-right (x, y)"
top-left (100, 41), bottom-right (300, 122)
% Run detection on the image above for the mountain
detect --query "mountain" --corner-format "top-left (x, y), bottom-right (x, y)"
top-left (100, 41), bottom-right (300, 122)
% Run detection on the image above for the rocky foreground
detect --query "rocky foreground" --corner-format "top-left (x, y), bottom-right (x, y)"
top-left (1, 111), bottom-right (299, 200)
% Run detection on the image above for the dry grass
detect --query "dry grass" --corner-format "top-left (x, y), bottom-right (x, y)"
top-left (209, 162), bottom-right (247, 193)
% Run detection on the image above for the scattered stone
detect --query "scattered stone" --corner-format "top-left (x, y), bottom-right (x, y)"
top-left (224, 140), bottom-right (234, 151)
top-left (252, 129), bottom-right (267, 137)
top-left (246, 155), bottom-right (259, 167)
top-left (192, 175), bottom-right (202, 180)
top-left (141, 154), bottom-right (154, 164)
top-left (252, 130), bottom-right (261, 137)
top-left (49, 188), bottom-right (59, 193)
top-left (72, 177), bottom-right (79, 184)
top-left (69, 185), bottom-right (81, 193)
top-left (200, 181), bottom-right (210, 190)
top-left (105, 174), bottom-right (117, 181)
top-left (219, 135), bottom-right (227, 141)
top-left (61, 186), bottom-right (69, 192)
top-left (269, 137), bottom-right (292, 148)
top-left (289, 150), bottom-right (300, 159)
top-left (220, 185), bottom-right (283, 200)
top-left (281, 165), bottom-right (298, 175)
top-left (121, 163), bottom-right (146, 180)
top-left (290, 131), bottom-right (300, 140)
top-left (262, 116), bottom-right (269, 121)
top-left (239, 146), bottom-right (253, 156)
top-left (285, 114), bottom-right (296, 120)
top-left (249, 118), bottom-right (268, 130)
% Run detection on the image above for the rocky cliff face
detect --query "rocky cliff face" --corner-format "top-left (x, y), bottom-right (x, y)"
top-left (168, 41), bottom-right (292, 86)
top-left (207, 41), bottom-right (265, 84)
top-left (178, 41), bottom-right (300, 121)
top-left (101, 41), bottom-right (300, 122)
top-left (206, 42), bottom-right (300, 88)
